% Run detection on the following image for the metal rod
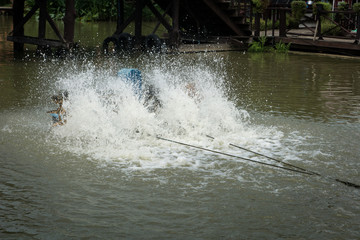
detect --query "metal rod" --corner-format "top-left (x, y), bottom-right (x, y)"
top-left (206, 135), bottom-right (317, 174)
top-left (204, 135), bottom-right (360, 189)
top-left (157, 136), bottom-right (314, 175)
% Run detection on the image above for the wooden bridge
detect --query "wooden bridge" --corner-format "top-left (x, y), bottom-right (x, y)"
top-left (101, 0), bottom-right (254, 53)
top-left (250, 3), bottom-right (360, 56)
top-left (7, 0), bottom-right (253, 54)
top-left (5, 0), bottom-right (360, 56)
top-left (7, 0), bottom-right (75, 53)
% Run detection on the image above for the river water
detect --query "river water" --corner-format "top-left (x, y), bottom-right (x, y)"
top-left (1, 16), bottom-right (360, 239)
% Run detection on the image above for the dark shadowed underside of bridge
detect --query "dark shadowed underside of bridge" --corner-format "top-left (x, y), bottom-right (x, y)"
top-left (154, 0), bottom-right (251, 37)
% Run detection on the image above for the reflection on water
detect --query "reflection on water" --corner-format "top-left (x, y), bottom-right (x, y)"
top-left (0, 15), bottom-right (13, 62)
top-left (225, 53), bottom-right (360, 123)
top-left (1, 16), bottom-right (360, 239)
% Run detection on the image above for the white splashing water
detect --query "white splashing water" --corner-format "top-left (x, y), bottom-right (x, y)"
top-left (38, 54), bottom-right (288, 173)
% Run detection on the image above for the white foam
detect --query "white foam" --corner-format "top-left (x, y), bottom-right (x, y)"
top-left (35, 56), bottom-right (300, 178)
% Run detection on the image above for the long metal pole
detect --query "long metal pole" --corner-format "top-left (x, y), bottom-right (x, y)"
top-left (158, 136), bottom-right (360, 189)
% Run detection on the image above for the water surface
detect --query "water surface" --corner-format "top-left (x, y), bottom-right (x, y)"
top-left (1, 15), bottom-right (360, 239)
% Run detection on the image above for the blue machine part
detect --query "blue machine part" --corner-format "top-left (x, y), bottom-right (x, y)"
top-left (51, 113), bottom-right (64, 122)
top-left (51, 113), bottom-right (60, 121)
top-left (117, 68), bottom-right (142, 97)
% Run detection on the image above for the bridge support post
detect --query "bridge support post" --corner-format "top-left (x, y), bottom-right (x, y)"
top-left (279, 9), bottom-right (286, 37)
top-left (171, 0), bottom-right (180, 48)
top-left (355, 13), bottom-right (360, 44)
top-left (135, 0), bottom-right (143, 48)
top-left (37, 0), bottom-right (47, 52)
top-left (315, 4), bottom-right (323, 40)
top-left (12, 0), bottom-right (24, 54)
top-left (254, 13), bottom-right (260, 37)
top-left (9, 0), bottom-right (74, 56)
top-left (64, 0), bottom-right (76, 44)
top-left (116, 0), bottom-right (124, 32)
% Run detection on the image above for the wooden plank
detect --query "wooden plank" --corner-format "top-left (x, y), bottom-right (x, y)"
top-left (0, 6), bottom-right (13, 10)
top-left (135, 0), bottom-right (144, 43)
top-left (117, 0), bottom-right (124, 29)
top-left (277, 37), bottom-right (360, 50)
top-left (171, 0), bottom-right (180, 47)
top-left (12, 0), bottom-right (25, 53)
top-left (38, 0), bottom-right (47, 39)
top-left (279, 9), bottom-right (286, 37)
top-left (64, 0), bottom-right (76, 43)
top-left (275, 37), bottom-right (360, 56)
top-left (7, 35), bottom-right (68, 48)
top-left (176, 43), bottom-right (245, 54)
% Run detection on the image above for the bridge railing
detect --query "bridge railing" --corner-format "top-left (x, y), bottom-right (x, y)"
top-left (252, 5), bottom-right (360, 44)
top-left (225, 0), bottom-right (253, 23)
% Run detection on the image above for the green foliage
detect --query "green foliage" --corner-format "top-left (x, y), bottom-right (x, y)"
top-left (321, 19), bottom-right (342, 35)
top-left (76, 0), bottom-right (118, 21)
top-left (313, 2), bottom-right (332, 17)
top-left (248, 36), bottom-right (267, 52)
top-left (275, 41), bottom-right (291, 53)
top-left (291, 1), bottom-right (307, 21)
top-left (337, 2), bottom-right (349, 19)
top-left (24, 0), bottom-right (65, 20)
top-left (24, 0), bottom-right (164, 22)
top-left (287, 15), bottom-right (300, 29)
top-left (353, 3), bottom-right (360, 13)
top-left (248, 36), bottom-right (290, 53)
top-left (248, 36), bottom-right (272, 52)
top-left (248, 41), bottom-right (264, 52)
top-left (337, 2), bottom-right (349, 11)
top-left (24, 0), bottom-right (36, 12)
top-left (48, 0), bottom-right (65, 20)
top-left (252, 0), bottom-right (270, 13)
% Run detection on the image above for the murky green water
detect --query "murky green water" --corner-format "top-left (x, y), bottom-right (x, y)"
top-left (1, 16), bottom-right (360, 239)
